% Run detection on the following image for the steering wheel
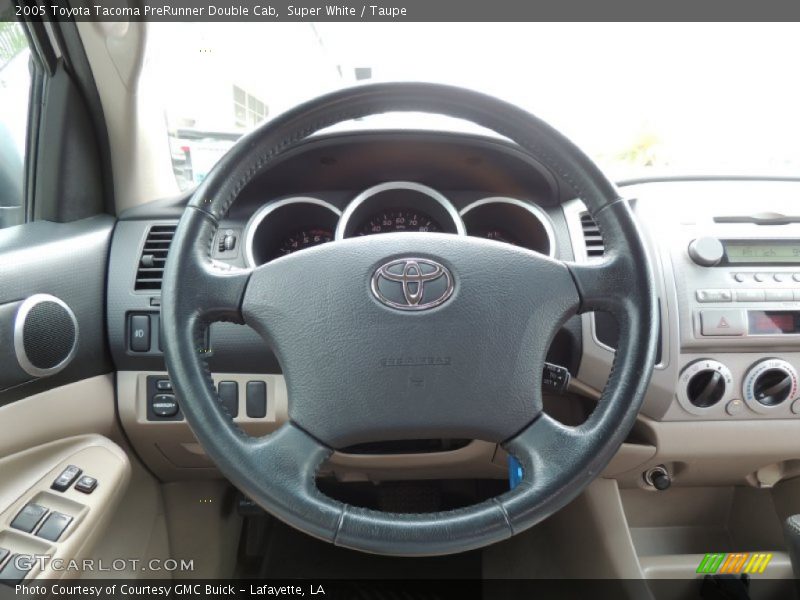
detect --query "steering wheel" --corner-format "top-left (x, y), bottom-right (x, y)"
top-left (161, 82), bottom-right (658, 556)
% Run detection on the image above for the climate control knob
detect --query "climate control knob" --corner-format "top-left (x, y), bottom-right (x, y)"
top-left (742, 358), bottom-right (798, 414)
top-left (677, 359), bottom-right (733, 414)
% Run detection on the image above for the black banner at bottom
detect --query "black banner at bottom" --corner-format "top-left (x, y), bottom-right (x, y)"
top-left (0, 578), bottom-right (795, 600)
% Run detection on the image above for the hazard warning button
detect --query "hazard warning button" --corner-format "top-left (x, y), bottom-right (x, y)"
top-left (700, 309), bottom-right (746, 336)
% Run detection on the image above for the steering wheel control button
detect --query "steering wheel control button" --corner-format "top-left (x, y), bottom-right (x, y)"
top-left (217, 381), bottom-right (239, 418)
top-left (696, 289), bottom-right (732, 303)
top-left (0, 554), bottom-right (33, 584)
top-left (246, 381), bottom-right (267, 418)
top-left (74, 476), bottom-right (98, 494)
top-left (129, 314), bottom-right (151, 352)
top-left (700, 309), bottom-right (746, 336)
top-left (688, 237), bottom-right (724, 266)
top-left (152, 394), bottom-right (179, 418)
top-left (726, 399), bottom-right (744, 416)
top-left (743, 358), bottom-right (799, 414)
top-left (371, 258), bottom-right (454, 311)
top-left (734, 289), bottom-right (766, 302)
top-left (36, 512), bottom-right (73, 542)
top-left (51, 465), bottom-right (82, 492)
top-left (677, 360), bottom-right (733, 415)
top-left (11, 503), bottom-right (48, 533)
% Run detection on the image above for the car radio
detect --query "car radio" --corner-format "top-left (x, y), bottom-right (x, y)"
top-left (688, 236), bottom-right (800, 268)
top-left (682, 236), bottom-right (800, 343)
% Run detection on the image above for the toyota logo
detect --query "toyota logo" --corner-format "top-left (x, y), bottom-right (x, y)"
top-left (371, 258), bottom-right (454, 311)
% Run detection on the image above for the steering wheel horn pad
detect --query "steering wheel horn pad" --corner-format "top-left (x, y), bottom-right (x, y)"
top-left (244, 232), bottom-right (578, 448)
top-left (161, 82), bottom-right (658, 556)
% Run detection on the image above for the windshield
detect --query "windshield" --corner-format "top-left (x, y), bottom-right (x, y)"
top-left (142, 23), bottom-right (800, 190)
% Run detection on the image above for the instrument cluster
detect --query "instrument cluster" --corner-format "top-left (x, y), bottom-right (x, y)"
top-left (244, 181), bottom-right (555, 267)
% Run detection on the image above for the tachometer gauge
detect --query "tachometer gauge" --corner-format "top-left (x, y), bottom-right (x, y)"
top-left (358, 209), bottom-right (441, 235)
top-left (278, 228), bottom-right (333, 256)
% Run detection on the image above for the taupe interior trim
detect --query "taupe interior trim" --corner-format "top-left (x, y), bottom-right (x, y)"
top-left (0, 375), bottom-right (118, 460)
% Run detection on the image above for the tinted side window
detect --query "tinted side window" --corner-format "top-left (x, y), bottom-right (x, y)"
top-left (0, 21), bottom-right (31, 229)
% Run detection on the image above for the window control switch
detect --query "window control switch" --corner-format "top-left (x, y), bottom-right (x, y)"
top-left (0, 554), bottom-right (33, 584)
top-left (36, 512), bottom-right (73, 542)
top-left (51, 465), bottom-right (82, 492)
top-left (11, 503), bottom-right (48, 534)
top-left (74, 476), bottom-right (97, 494)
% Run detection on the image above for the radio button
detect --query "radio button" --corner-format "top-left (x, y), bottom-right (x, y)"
top-left (734, 273), bottom-right (748, 283)
top-left (765, 289), bottom-right (793, 302)
top-left (793, 274), bottom-right (800, 283)
top-left (774, 273), bottom-right (788, 283)
top-left (735, 289), bottom-right (766, 302)
top-left (700, 309), bottom-right (746, 336)
top-left (754, 273), bottom-right (768, 282)
top-left (696, 289), bottom-right (732, 303)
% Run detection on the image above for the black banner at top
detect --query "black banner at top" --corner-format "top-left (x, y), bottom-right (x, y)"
top-left (4, 0), bottom-right (800, 22)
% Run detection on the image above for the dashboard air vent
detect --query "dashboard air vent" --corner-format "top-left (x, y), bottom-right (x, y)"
top-left (135, 224), bottom-right (176, 291)
top-left (580, 212), bottom-right (604, 258)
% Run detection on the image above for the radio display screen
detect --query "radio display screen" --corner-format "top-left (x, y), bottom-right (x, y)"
top-left (724, 240), bottom-right (800, 264)
top-left (748, 311), bottom-right (800, 335)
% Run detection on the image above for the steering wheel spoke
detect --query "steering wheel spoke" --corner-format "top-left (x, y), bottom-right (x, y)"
top-left (193, 259), bottom-right (251, 324)
top-left (565, 256), bottom-right (630, 315)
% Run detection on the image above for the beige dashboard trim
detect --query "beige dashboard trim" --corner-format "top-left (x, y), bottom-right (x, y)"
top-left (118, 371), bottom-right (508, 482)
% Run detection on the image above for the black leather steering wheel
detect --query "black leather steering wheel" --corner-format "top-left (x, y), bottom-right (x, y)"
top-left (161, 82), bottom-right (658, 556)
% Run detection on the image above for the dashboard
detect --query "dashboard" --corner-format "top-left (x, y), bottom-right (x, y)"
top-left (243, 181), bottom-right (555, 267)
top-left (105, 129), bottom-right (800, 485)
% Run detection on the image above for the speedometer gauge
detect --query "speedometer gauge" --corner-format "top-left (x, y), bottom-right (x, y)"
top-left (278, 228), bottom-right (333, 256)
top-left (485, 229), bottom-right (518, 245)
top-left (358, 209), bottom-right (441, 236)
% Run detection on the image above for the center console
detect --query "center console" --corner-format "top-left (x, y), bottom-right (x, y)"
top-left (671, 223), bottom-right (800, 421)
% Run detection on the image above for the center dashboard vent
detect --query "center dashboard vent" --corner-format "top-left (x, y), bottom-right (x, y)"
top-left (580, 212), bottom-right (605, 258)
top-left (135, 224), bottom-right (176, 291)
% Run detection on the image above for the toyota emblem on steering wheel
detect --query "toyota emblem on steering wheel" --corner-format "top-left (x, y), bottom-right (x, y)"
top-left (371, 258), bottom-right (454, 311)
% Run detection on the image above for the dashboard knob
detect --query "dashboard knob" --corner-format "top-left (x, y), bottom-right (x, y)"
top-left (743, 359), bottom-right (798, 413)
top-left (688, 237), bottom-right (725, 266)
top-left (677, 359), bottom-right (733, 415)
top-left (686, 369), bottom-right (727, 408)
